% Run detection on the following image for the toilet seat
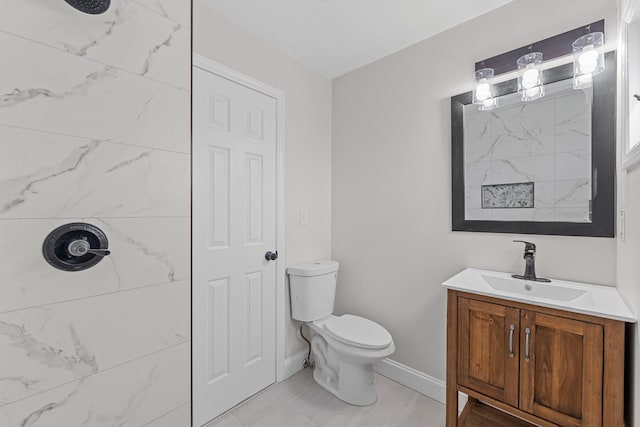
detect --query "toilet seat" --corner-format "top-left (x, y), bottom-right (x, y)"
top-left (322, 314), bottom-right (392, 350)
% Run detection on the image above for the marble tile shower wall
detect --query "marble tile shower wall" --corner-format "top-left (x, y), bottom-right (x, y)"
top-left (464, 90), bottom-right (592, 222)
top-left (0, 1), bottom-right (191, 426)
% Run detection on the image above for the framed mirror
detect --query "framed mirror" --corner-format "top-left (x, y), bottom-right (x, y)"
top-left (451, 51), bottom-right (615, 237)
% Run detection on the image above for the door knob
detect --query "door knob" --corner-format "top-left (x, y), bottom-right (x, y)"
top-left (265, 251), bottom-right (278, 261)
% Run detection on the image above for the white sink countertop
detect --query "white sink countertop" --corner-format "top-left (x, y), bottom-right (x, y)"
top-left (443, 268), bottom-right (637, 323)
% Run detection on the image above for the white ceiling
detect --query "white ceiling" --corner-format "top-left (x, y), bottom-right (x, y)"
top-left (206, 0), bottom-right (514, 79)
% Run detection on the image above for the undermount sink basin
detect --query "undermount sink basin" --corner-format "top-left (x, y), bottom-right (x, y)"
top-left (442, 268), bottom-right (637, 323)
top-left (482, 275), bottom-right (586, 302)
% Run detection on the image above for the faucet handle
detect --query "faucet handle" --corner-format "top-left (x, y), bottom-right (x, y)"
top-left (513, 240), bottom-right (536, 252)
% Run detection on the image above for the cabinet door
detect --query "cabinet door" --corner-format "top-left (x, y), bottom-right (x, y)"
top-left (519, 311), bottom-right (604, 427)
top-left (458, 298), bottom-right (520, 407)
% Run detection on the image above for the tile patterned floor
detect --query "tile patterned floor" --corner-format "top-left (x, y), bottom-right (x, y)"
top-left (205, 368), bottom-right (446, 427)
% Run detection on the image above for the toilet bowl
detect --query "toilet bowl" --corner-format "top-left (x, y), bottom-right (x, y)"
top-left (308, 314), bottom-right (395, 405)
top-left (288, 260), bottom-right (395, 406)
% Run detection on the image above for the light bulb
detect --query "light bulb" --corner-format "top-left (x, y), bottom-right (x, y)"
top-left (472, 68), bottom-right (495, 108)
top-left (479, 97), bottom-right (497, 111)
top-left (525, 86), bottom-right (541, 98)
top-left (522, 68), bottom-right (539, 90)
top-left (577, 73), bottom-right (592, 86)
top-left (572, 32), bottom-right (604, 90)
top-left (475, 82), bottom-right (491, 101)
top-left (482, 99), bottom-right (494, 108)
top-left (517, 52), bottom-right (544, 100)
top-left (578, 49), bottom-right (599, 75)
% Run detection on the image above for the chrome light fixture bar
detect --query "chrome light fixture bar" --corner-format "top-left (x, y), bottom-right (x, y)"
top-left (472, 20), bottom-right (605, 104)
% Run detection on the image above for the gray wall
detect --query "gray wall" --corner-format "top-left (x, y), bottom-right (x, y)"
top-left (617, 5), bottom-right (640, 425)
top-left (618, 166), bottom-right (640, 426)
top-left (0, 0), bottom-right (191, 425)
top-left (332, 0), bottom-right (618, 383)
top-left (193, 2), bottom-right (334, 358)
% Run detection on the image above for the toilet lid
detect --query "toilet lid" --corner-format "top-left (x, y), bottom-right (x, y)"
top-left (323, 315), bottom-right (392, 349)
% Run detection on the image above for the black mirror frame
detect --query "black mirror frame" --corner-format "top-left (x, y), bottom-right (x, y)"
top-left (451, 51), bottom-right (616, 237)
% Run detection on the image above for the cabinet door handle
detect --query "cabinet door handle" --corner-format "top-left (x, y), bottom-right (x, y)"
top-left (525, 327), bottom-right (531, 363)
top-left (508, 324), bottom-right (515, 358)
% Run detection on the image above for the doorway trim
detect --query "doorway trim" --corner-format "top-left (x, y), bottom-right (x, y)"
top-left (192, 53), bottom-right (288, 383)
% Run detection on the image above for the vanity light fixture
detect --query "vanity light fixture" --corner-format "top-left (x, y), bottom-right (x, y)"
top-left (572, 31), bottom-right (605, 89)
top-left (472, 68), bottom-right (498, 110)
top-left (473, 21), bottom-right (605, 105)
top-left (517, 52), bottom-right (545, 101)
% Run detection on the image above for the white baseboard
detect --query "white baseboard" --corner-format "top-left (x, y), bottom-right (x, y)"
top-left (280, 350), bottom-right (307, 381)
top-left (374, 358), bottom-right (467, 410)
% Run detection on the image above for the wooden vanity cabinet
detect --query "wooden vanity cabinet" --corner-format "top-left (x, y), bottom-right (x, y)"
top-left (457, 298), bottom-right (520, 407)
top-left (447, 290), bottom-right (626, 427)
top-left (519, 310), bottom-right (604, 426)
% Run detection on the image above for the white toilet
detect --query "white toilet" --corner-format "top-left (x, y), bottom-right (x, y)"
top-left (288, 260), bottom-right (395, 406)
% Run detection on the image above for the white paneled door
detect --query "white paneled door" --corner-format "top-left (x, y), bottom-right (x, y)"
top-left (193, 66), bottom-right (277, 426)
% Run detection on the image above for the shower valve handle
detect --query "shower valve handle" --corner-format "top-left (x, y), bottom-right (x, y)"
top-left (87, 249), bottom-right (111, 256)
top-left (67, 239), bottom-right (111, 257)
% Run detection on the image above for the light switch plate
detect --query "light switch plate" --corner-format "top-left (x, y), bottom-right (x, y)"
top-left (300, 208), bottom-right (309, 225)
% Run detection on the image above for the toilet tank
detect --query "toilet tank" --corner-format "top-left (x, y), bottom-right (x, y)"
top-left (288, 260), bottom-right (339, 322)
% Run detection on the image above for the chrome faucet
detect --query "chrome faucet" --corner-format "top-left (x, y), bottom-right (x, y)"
top-left (512, 240), bottom-right (551, 283)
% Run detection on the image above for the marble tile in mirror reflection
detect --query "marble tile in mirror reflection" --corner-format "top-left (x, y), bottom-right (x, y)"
top-left (463, 79), bottom-right (592, 223)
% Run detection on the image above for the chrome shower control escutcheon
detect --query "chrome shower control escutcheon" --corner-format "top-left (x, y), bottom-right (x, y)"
top-left (43, 222), bottom-right (111, 272)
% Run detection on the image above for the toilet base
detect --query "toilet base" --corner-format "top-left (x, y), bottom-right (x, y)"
top-left (312, 360), bottom-right (377, 406)
top-left (310, 334), bottom-right (379, 406)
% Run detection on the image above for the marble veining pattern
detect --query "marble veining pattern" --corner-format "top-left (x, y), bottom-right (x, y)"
top-left (0, 0), bottom-right (190, 90)
top-left (0, 65), bottom-right (118, 109)
top-left (0, 0), bottom-right (191, 423)
top-left (0, 126), bottom-right (189, 219)
top-left (556, 179), bottom-right (591, 209)
top-left (133, 0), bottom-right (192, 28)
top-left (0, 321), bottom-right (98, 407)
top-left (0, 32), bottom-right (190, 153)
top-left (464, 80), bottom-right (592, 222)
top-left (0, 343), bottom-right (190, 427)
top-left (0, 281), bottom-right (189, 406)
